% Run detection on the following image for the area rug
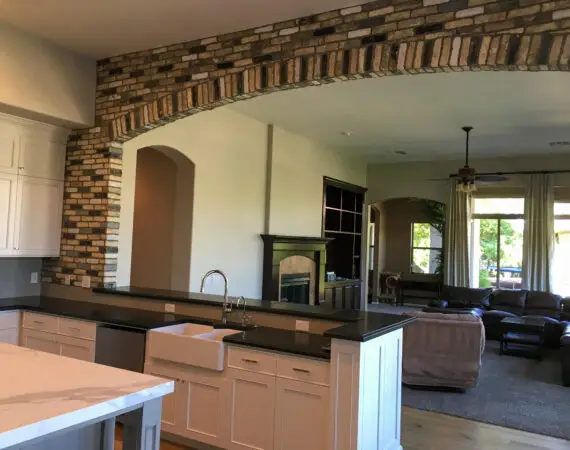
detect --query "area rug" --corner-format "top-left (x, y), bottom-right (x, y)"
top-left (402, 341), bottom-right (570, 440)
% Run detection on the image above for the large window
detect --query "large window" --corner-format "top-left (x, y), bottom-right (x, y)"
top-left (411, 223), bottom-right (443, 275)
top-left (472, 198), bottom-right (524, 289)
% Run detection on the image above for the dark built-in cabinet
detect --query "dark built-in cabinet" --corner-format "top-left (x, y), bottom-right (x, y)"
top-left (322, 177), bottom-right (366, 309)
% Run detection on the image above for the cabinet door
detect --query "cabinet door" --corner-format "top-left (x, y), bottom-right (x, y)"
top-left (0, 123), bottom-right (19, 174)
top-left (58, 335), bottom-right (95, 362)
top-left (13, 176), bottom-right (63, 256)
top-left (19, 135), bottom-right (65, 181)
top-left (21, 329), bottom-right (59, 355)
top-left (274, 378), bottom-right (329, 450)
top-left (227, 368), bottom-right (275, 450)
top-left (144, 373), bottom-right (186, 435)
top-left (182, 371), bottom-right (229, 447)
top-left (0, 173), bottom-right (17, 254)
top-left (0, 329), bottom-right (18, 345)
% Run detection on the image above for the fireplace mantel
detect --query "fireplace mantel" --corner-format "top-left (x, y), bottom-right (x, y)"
top-left (260, 234), bottom-right (332, 304)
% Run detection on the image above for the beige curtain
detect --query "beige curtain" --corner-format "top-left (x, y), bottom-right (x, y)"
top-left (443, 182), bottom-right (471, 287)
top-left (522, 174), bottom-right (554, 292)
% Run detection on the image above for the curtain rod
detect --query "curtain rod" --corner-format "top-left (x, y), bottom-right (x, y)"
top-left (449, 169), bottom-right (570, 177)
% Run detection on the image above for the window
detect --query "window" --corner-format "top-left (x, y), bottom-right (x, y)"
top-left (411, 223), bottom-right (443, 275)
top-left (472, 198), bottom-right (524, 289)
top-left (553, 202), bottom-right (570, 296)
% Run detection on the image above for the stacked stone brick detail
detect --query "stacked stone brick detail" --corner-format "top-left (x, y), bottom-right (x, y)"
top-left (43, 0), bottom-right (570, 287)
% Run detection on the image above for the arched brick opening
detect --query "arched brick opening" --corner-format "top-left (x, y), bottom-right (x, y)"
top-left (43, 0), bottom-right (570, 288)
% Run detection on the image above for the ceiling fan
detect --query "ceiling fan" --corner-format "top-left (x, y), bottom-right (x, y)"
top-left (430, 126), bottom-right (508, 193)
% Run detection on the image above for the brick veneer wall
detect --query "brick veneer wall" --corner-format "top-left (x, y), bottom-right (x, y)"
top-left (43, 0), bottom-right (570, 288)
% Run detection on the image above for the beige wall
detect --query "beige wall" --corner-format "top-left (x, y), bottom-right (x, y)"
top-left (269, 125), bottom-right (367, 237)
top-left (131, 148), bottom-right (177, 289)
top-left (0, 22), bottom-right (95, 128)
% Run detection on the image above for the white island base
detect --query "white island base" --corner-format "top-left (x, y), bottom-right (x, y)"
top-left (0, 343), bottom-right (173, 450)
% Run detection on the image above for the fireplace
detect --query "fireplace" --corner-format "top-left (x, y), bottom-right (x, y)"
top-left (280, 273), bottom-right (311, 304)
top-left (261, 235), bottom-right (331, 305)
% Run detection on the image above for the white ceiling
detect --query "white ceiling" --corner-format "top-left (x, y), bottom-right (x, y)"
top-left (0, 0), bottom-right (362, 58)
top-left (229, 71), bottom-right (570, 164)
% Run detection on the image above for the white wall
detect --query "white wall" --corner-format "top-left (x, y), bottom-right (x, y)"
top-left (118, 108), bottom-right (268, 298)
top-left (269, 125), bottom-right (367, 236)
top-left (367, 153), bottom-right (570, 205)
top-left (0, 23), bottom-right (95, 128)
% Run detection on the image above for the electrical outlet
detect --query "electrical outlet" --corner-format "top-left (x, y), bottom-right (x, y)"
top-left (81, 276), bottom-right (91, 289)
top-left (30, 272), bottom-right (39, 284)
top-left (295, 320), bottom-right (310, 332)
top-left (165, 303), bottom-right (176, 313)
top-left (64, 275), bottom-right (71, 286)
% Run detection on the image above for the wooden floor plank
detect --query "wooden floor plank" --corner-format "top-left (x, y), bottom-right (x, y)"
top-left (115, 406), bottom-right (570, 450)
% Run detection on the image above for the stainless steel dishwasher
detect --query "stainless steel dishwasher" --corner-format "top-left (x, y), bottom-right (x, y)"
top-left (95, 324), bottom-right (146, 373)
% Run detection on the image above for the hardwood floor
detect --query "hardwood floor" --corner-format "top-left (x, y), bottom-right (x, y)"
top-left (115, 407), bottom-right (570, 450)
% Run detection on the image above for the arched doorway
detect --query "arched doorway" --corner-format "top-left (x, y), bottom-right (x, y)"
top-left (130, 146), bottom-right (195, 290)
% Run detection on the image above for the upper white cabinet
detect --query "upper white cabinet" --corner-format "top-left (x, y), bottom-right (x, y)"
top-left (0, 114), bottom-right (68, 257)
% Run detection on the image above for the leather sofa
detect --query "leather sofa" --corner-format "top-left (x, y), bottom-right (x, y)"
top-left (425, 286), bottom-right (570, 347)
top-left (402, 311), bottom-right (485, 389)
top-left (562, 324), bottom-right (570, 386)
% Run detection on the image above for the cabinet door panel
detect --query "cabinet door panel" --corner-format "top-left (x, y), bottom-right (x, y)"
top-left (183, 372), bottom-right (228, 447)
top-left (274, 378), bottom-right (329, 450)
top-left (21, 329), bottom-right (59, 355)
top-left (145, 372), bottom-right (185, 435)
top-left (14, 176), bottom-right (63, 256)
top-left (0, 124), bottom-right (18, 174)
top-left (0, 329), bottom-right (18, 345)
top-left (19, 135), bottom-right (65, 180)
top-left (58, 335), bottom-right (95, 362)
top-left (227, 368), bottom-right (275, 450)
top-left (0, 173), bottom-right (17, 253)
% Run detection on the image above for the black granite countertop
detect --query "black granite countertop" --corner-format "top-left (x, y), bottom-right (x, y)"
top-left (223, 327), bottom-right (331, 360)
top-left (94, 286), bottom-right (364, 323)
top-left (0, 296), bottom-right (210, 330)
top-left (324, 312), bottom-right (417, 342)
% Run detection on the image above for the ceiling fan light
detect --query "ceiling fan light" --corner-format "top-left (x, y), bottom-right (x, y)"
top-left (456, 181), bottom-right (477, 193)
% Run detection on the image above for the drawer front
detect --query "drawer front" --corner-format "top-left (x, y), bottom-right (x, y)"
top-left (58, 335), bottom-right (95, 362)
top-left (0, 311), bottom-right (19, 330)
top-left (22, 312), bottom-right (58, 333)
top-left (58, 317), bottom-right (96, 341)
top-left (228, 346), bottom-right (277, 375)
top-left (277, 354), bottom-right (330, 386)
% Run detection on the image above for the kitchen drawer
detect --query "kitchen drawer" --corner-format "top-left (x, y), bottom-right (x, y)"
top-left (58, 317), bottom-right (96, 341)
top-left (277, 354), bottom-right (330, 386)
top-left (0, 311), bottom-right (19, 330)
top-left (58, 334), bottom-right (95, 362)
top-left (22, 312), bottom-right (58, 333)
top-left (228, 346), bottom-right (277, 375)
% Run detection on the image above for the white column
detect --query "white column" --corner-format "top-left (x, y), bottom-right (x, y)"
top-left (329, 330), bottom-right (403, 450)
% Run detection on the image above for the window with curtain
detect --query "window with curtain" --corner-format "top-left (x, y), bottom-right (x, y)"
top-left (471, 198), bottom-right (525, 289)
top-left (553, 202), bottom-right (570, 296)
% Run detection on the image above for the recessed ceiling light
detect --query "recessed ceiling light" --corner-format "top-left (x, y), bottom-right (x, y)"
top-left (394, 150), bottom-right (407, 155)
top-left (340, 131), bottom-right (352, 137)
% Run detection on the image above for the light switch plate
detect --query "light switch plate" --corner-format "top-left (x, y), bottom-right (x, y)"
top-left (30, 272), bottom-right (39, 284)
top-left (64, 275), bottom-right (71, 286)
top-left (295, 320), bottom-right (310, 332)
top-left (81, 276), bottom-right (91, 289)
top-left (165, 303), bottom-right (176, 313)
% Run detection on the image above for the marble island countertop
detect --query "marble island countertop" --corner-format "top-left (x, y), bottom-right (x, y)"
top-left (0, 343), bottom-right (172, 449)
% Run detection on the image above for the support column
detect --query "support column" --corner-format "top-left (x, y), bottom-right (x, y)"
top-left (122, 399), bottom-right (163, 450)
top-left (329, 330), bottom-right (403, 450)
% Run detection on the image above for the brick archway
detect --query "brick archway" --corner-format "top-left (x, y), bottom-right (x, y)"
top-left (44, 0), bottom-right (570, 288)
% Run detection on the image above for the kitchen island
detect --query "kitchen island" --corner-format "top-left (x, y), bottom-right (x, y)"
top-left (0, 343), bottom-right (173, 450)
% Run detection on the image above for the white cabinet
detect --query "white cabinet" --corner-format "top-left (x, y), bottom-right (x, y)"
top-left (0, 310), bottom-right (20, 344)
top-left (18, 135), bottom-right (65, 180)
top-left (21, 329), bottom-right (60, 355)
top-left (144, 373), bottom-right (187, 435)
top-left (0, 114), bottom-right (67, 258)
top-left (13, 176), bottom-right (63, 256)
top-left (182, 371), bottom-right (228, 447)
top-left (58, 335), bottom-right (95, 362)
top-left (274, 378), bottom-right (329, 450)
top-left (0, 173), bottom-right (18, 254)
top-left (227, 368), bottom-right (276, 450)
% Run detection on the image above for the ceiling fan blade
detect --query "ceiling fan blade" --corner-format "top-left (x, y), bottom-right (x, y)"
top-left (475, 175), bottom-right (509, 183)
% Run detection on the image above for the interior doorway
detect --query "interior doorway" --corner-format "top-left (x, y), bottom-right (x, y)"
top-left (130, 146), bottom-right (195, 291)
